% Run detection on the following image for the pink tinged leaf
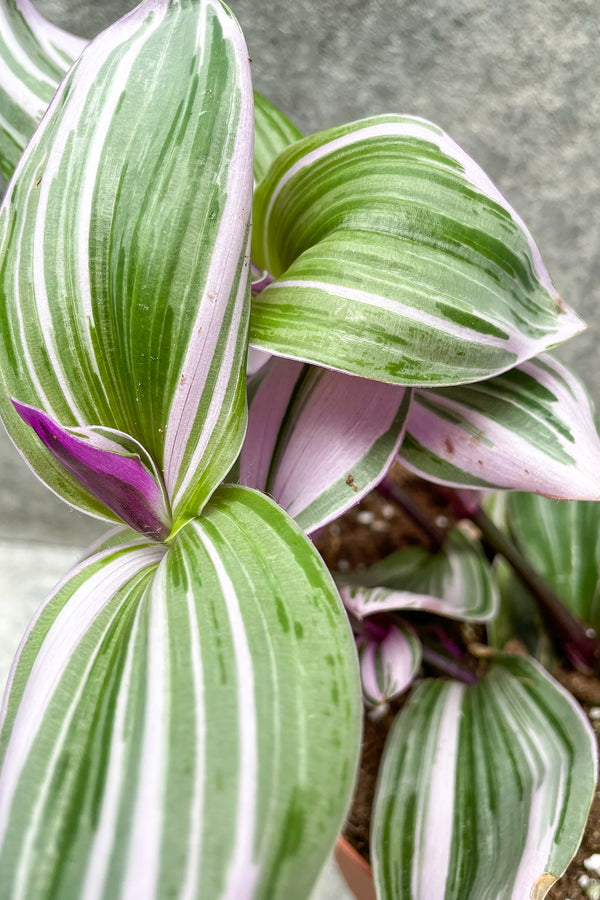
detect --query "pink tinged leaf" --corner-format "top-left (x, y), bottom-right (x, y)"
top-left (358, 621), bottom-right (421, 706)
top-left (240, 357), bottom-right (410, 533)
top-left (401, 355), bottom-right (600, 500)
top-left (239, 358), bottom-right (305, 491)
top-left (246, 346), bottom-right (273, 377)
top-left (12, 400), bottom-right (171, 540)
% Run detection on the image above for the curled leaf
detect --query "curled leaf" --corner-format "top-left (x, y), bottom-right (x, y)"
top-left (251, 116), bottom-right (583, 386)
top-left (12, 399), bottom-right (171, 539)
top-left (358, 620), bottom-right (421, 705)
top-left (400, 354), bottom-right (600, 500)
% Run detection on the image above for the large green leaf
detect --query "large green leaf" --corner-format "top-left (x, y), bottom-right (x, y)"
top-left (0, 0), bottom-right (254, 529)
top-left (0, 485), bottom-right (361, 899)
top-left (506, 491), bottom-right (600, 632)
top-left (400, 354), bottom-right (600, 500)
top-left (371, 654), bottom-right (597, 900)
top-left (0, 0), bottom-right (85, 183)
top-left (250, 116), bottom-right (583, 386)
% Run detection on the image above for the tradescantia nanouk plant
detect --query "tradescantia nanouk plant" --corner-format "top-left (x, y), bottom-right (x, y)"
top-left (1, 2), bottom-right (600, 899)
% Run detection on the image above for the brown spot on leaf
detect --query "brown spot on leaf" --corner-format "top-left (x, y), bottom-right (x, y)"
top-left (346, 474), bottom-right (358, 492)
top-left (443, 437), bottom-right (454, 455)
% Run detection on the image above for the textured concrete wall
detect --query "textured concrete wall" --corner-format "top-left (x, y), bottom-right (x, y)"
top-left (2, 0), bottom-right (599, 542)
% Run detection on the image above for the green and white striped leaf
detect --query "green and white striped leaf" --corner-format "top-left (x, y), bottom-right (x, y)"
top-left (251, 115), bottom-right (583, 386)
top-left (506, 491), bottom-right (600, 633)
top-left (253, 91), bottom-right (302, 185)
top-left (400, 354), bottom-right (600, 499)
top-left (0, 0), bottom-right (254, 530)
top-left (371, 654), bottom-right (597, 900)
top-left (0, 0), bottom-right (301, 202)
top-left (0, 485), bottom-right (361, 899)
top-left (358, 620), bottom-right (421, 706)
top-left (0, 0), bottom-right (85, 183)
top-left (339, 527), bottom-right (499, 622)
top-left (239, 356), bottom-right (411, 533)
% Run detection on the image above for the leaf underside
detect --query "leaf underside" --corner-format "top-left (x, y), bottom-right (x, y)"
top-left (240, 356), bottom-right (410, 533)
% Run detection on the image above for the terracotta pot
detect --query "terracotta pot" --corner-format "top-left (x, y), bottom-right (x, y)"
top-left (335, 836), bottom-right (376, 900)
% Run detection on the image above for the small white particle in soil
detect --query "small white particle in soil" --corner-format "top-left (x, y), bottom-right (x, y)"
top-left (589, 708), bottom-right (600, 721)
top-left (381, 503), bottom-right (396, 520)
top-left (371, 520), bottom-right (389, 533)
top-left (435, 514), bottom-right (449, 528)
top-left (578, 873), bottom-right (590, 889)
top-left (328, 523), bottom-right (341, 537)
top-left (338, 559), bottom-right (350, 571)
top-left (585, 854), bottom-right (600, 874)
top-left (356, 511), bottom-right (375, 525)
top-left (587, 882), bottom-right (600, 900)
top-left (587, 627), bottom-right (598, 638)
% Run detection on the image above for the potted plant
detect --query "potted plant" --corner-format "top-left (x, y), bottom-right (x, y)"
top-left (0, 2), bottom-right (599, 898)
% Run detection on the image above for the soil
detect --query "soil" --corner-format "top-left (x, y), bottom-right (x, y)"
top-left (313, 463), bottom-right (600, 900)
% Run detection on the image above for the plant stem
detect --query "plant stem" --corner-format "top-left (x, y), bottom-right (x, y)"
top-left (470, 504), bottom-right (600, 672)
top-left (420, 645), bottom-right (478, 684)
top-left (377, 476), bottom-right (445, 550)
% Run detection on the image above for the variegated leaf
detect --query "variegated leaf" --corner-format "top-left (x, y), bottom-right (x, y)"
top-left (506, 491), bottom-right (600, 633)
top-left (0, 0), bottom-right (254, 531)
top-left (251, 116), bottom-right (583, 386)
top-left (358, 620), bottom-right (421, 706)
top-left (0, 0), bottom-right (85, 183)
top-left (371, 654), bottom-right (597, 900)
top-left (253, 91), bottom-right (302, 185)
top-left (400, 353), bottom-right (600, 500)
top-left (239, 356), bottom-right (411, 533)
top-left (0, 0), bottom-right (300, 201)
top-left (339, 527), bottom-right (498, 622)
top-left (0, 485), bottom-right (361, 899)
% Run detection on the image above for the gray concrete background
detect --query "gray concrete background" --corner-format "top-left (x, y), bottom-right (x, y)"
top-left (0, 0), bottom-right (598, 546)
